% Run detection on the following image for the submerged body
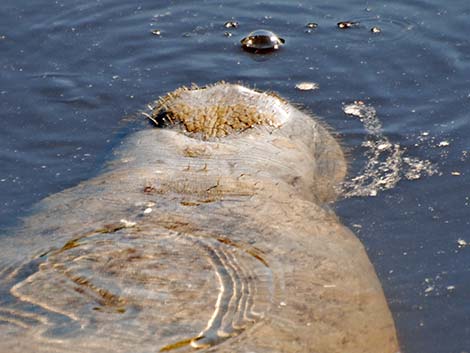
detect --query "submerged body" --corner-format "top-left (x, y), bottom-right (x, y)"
top-left (0, 83), bottom-right (399, 353)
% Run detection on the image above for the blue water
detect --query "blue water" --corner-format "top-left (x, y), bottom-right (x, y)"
top-left (1, 1), bottom-right (469, 352)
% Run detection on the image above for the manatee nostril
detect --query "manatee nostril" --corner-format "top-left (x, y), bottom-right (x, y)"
top-left (146, 108), bottom-right (173, 128)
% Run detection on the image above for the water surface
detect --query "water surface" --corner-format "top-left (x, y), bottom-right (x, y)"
top-left (1, 0), bottom-right (469, 352)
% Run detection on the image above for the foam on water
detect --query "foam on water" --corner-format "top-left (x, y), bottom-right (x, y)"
top-left (341, 101), bottom-right (437, 197)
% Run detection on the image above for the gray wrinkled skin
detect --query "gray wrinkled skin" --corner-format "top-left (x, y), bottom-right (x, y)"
top-left (0, 84), bottom-right (400, 353)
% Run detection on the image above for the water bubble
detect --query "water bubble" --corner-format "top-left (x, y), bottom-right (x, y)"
top-left (240, 29), bottom-right (285, 53)
top-left (224, 21), bottom-right (239, 29)
top-left (337, 21), bottom-right (360, 29)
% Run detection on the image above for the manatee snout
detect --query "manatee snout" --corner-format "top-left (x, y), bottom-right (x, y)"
top-left (149, 82), bottom-right (347, 203)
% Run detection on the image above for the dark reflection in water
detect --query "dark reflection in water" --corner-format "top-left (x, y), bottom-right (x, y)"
top-left (0, 0), bottom-right (469, 352)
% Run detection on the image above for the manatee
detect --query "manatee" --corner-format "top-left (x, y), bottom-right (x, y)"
top-left (0, 83), bottom-right (400, 353)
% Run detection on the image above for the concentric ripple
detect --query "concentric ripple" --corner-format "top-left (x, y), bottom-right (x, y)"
top-left (0, 225), bottom-right (272, 351)
top-left (338, 14), bottom-right (419, 44)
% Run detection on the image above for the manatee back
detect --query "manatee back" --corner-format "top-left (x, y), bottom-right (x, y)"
top-left (0, 83), bottom-right (398, 353)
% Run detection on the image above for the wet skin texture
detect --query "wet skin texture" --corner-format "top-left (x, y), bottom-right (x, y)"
top-left (0, 83), bottom-right (399, 353)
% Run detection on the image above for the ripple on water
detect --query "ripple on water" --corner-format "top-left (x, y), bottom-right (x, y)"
top-left (1, 226), bottom-right (273, 352)
top-left (334, 14), bottom-right (418, 45)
